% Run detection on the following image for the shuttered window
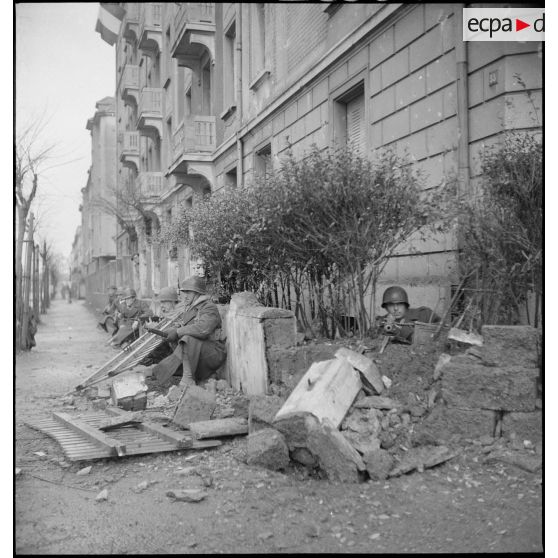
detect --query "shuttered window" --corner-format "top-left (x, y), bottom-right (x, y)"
top-left (346, 94), bottom-right (365, 156)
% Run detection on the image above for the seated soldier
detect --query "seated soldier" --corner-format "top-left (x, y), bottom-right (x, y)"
top-left (140, 286), bottom-right (181, 366)
top-left (379, 286), bottom-right (441, 344)
top-left (145, 276), bottom-right (226, 390)
top-left (109, 287), bottom-right (153, 349)
top-left (98, 285), bottom-right (119, 333)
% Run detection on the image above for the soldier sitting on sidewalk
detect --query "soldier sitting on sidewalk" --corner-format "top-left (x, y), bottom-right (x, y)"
top-left (144, 277), bottom-right (226, 393)
top-left (378, 286), bottom-right (441, 344)
top-left (97, 285), bottom-right (119, 334)
top-left (109, 287), bottom-right (153, 349)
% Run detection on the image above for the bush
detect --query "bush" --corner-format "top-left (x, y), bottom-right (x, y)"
top-left (163, 145), bottom-right (447, 337)
top-left (457, 133), bottom-right (542, 325)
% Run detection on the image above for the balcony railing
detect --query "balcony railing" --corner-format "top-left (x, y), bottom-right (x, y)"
top-left (138, 172), bottom-right (164, 198)
top-left (172, 3), bottom-right (215, 57)
top-left (172, 116), bottom-right (216, 159)
top-left (122, 131), bottom-right (139, 153)
top-left (139, 3), bottom-right (162, 33)
top-left (139, 88), bottom-right (162, 117)
top-left (122, 64), bottom-right (139, 90)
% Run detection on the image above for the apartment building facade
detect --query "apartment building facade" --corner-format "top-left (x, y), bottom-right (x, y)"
top-left (79, 96), bottom-right (118, 307)
top-left (95, 3), bottom-right (542, 312)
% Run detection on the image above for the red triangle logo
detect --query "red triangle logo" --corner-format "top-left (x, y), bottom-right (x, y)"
top-left (516, 18), bottom-right (530, 31)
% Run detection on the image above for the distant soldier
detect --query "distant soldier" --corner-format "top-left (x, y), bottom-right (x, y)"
top-left (110, 287), bottom-right (153, 349)
top-left (378, 286), bottom-right (441, 344)
top-left (147, 276), bottom-right (226, 389)
top-left (97, 285), bottom-right (119, 333)
top-left (140, 286), bottom-right (181, 367)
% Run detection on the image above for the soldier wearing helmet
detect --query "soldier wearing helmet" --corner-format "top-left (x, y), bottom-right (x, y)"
top-left (97, 285), bottom-right (119, 334)
top-left (379, 286), bottom-right (441, 343)
top-left (109, 287), bottom-right (153, 348)
top-left (147, 276), bottom-right (226, 391)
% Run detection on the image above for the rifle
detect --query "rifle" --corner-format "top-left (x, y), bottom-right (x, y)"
top-left (377, 315), bottom-right (415, 353)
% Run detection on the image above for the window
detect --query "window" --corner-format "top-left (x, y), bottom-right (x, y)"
top-left (202, 61), bottom-right (211, 115)
top-left (223, 20), bottom-right (237, 112)
top-left (225, 167), bottom-right (237, 188)
top-left (250, 4), bottom-right (265, 80)
top-left (333, 81), bottom-right (366, 156)
top-left (254, 143), bottom-right (272, 179)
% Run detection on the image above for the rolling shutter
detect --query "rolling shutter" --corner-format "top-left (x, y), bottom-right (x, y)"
top-left (346, 95), bottom-right (365, 156)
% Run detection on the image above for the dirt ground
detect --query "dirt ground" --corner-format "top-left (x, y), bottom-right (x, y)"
top-left (15, 298), bottom-right (543, 554)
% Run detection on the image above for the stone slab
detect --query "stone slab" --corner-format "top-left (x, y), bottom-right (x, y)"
top-left (480, 325), bottom-right (541, 368)
top-left (172, 386), bottom-right (217, 429)
top-left (363, 449), bottom-right (394, 481)
top-left (412, 404), bottom-right (497, 445)
top-left (441, 355), bottom-right (538, 411)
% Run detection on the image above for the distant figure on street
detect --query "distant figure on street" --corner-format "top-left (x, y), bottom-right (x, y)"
top-left (98, 285), bottom-right (119, 334)
top-left (109, 287), bottom-right (153, 349)
top-left (146, 277), bottom-right (226, 390)
top-left (378, 286), bottom-right (441, 344)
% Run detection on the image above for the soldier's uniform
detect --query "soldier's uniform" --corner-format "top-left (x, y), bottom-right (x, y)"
top-left (152, 277), bottom-right (226, 386)
top-left (110, 288), bottom-right (153, 347)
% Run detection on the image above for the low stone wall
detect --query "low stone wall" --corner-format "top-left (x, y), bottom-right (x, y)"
top-left (415, 325), bottom-right (542, 444)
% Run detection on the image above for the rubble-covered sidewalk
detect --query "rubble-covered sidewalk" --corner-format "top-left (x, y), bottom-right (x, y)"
top-left (15, 299), bottom-right (543, 554)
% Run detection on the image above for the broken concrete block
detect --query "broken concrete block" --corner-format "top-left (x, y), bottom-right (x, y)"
top-left (448, 328), bottom-right (483, 346)
top-left (341, 408), bottom-right (380, 436)
top-left (363, 449), bottom-right (394, 481)
top-left (172, 385), bottom-right (217, 429)
top-left (216, 379), bottom-right (230, 392)
top-left (412, 405), bottom-right (497, 445)
top-left (501, 410), bottom-right (542, 444)
top-left (335, 347), bottom-right (384, 394)
top-left (382, 376), bottom-right (392, 390)
top-left (274, 358), bottom-right (361, 429)
top-left (247, 428), bottom-right (290, 471)
top-left (441, 356), bottom-right (538, 411)
top-left (248, 395), bottom-right (284, 433)
top-left (111, 373), bottom-right (147, 411)
top-left (355, 396), bottom-right (400, 410)
top-left (342, 430), bottom-right (381, 455)
top-left (166, 489), bottom-right (208, 502)
top-left (483, 449), bottom-right (542, 473)
top-left (263, 315), bottom-right (297, 349)
top-left (480, 325), bottom-right (541, 368)
top-left (274, 413), bottom-right (365, 483)
top-left (388, 445), bottom-right (458, 477)
top-left (76, 466), bottom-right (92, 476)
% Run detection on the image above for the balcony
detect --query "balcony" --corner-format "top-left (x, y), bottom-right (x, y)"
top-left (171, 3), bottom-right (215, 66)
top-left (121, 64), bottom-right (139, 106)
top-left (138, 172), bottom-right (164, 199)
top-left (122, 3), bottom-right (139, 43)
top-left (138, 3), bottom-right (162, 53)
top-left (137, 88), bottom-right (162, 137)
top-left (172, 116), bottom-right (216, 163)
top-left (120, 131), bottom-right (140, 169)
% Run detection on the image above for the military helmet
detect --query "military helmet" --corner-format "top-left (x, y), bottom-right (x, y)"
top-left (179, 276), bottom-right (207, 294)
top-left (122, 287), bottom-right (137, 300)
top-left (159, 286), bottom-right (178, 303)
top-left (108, 285), bottom-right (117, 291)
top-left (381, 286), bottom-right (409, 308)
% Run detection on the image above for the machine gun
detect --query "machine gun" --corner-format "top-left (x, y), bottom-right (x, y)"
top-left (377, 315), bottom-right (415, 353)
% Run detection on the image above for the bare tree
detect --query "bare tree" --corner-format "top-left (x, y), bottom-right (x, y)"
top-left (15, 117), bottom-right (55, 342)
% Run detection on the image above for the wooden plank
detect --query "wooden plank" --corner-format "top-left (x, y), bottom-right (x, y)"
top-left (52, 412), bottom-right (127, 457)
top-left (138, 423), bottom-right (193, 448)
top-left (335, 347), bottom-right (384, 394)
top-left (188, 417), bottom-right (248, 440)
top-left (273, 358), bottom-right (361, 429)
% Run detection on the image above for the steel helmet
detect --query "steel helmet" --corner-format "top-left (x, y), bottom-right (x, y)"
top-left (381, 286), bottom-right (409, 308)
top-left (122, 287), bottom-right (137, 300)
top-left (159, 286), bottom-right (178, 303)
top-left (179, 276), bottom-right (207, 294)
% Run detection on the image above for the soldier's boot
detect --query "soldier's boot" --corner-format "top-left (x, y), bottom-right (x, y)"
top-left (152, 354), bottom-right (183, 384)
top-left (180, 359), bottom-right (196, 388)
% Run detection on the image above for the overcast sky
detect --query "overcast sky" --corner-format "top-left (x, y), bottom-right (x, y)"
top-left (16, 3), bottom-right (115, 259)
